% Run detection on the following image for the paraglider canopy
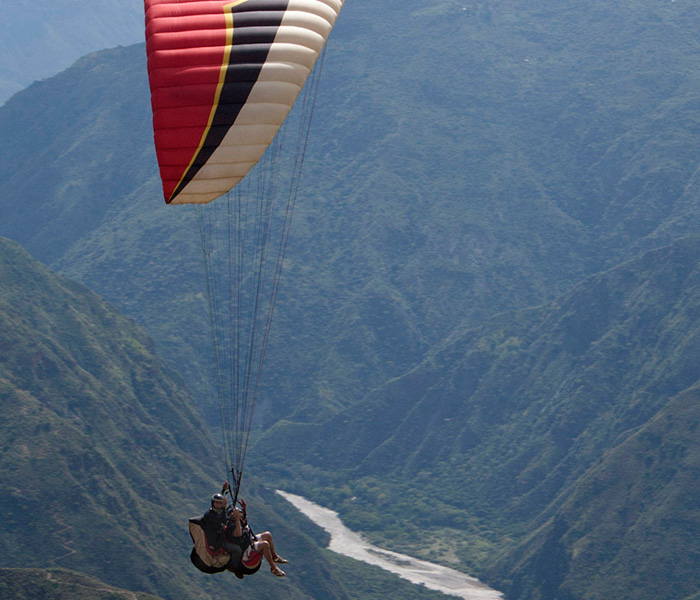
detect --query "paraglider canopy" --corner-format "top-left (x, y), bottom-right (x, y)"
top-left (145, 0), bottom-right (344, 504)
top-left (146, 0), bottom-right (344, 204)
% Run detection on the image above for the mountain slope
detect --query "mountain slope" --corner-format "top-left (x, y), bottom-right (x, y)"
top-left (0, 235), bottom-right (219, 598)
top-left (3, 1), bottom-right (700, 422)
top-left (0, 568), bottom-right (163, 600)
top-left (264, 235), bottom-right (700, 600)
top-left (505, 385), bottom-right (700, 600)
top-left (0, 237), bottom-right (370, 600)
top-left (2, 4), bottom-right (700, 598)
top-left (0, 0), bottom-right (142, 104)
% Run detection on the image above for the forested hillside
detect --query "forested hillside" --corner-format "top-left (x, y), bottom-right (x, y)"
top-left (0, 237), bottom-right (214, 598)
top-left (1, 1), bottom-right (700, 599)
top-left (0, 237), bottom-right (409, 600)
top-left (3, 1), bottom-right (700, 421)
top-left (0, 568), bottom-right (163, 600)
top-left (266, 236), bottom-right (700, 600)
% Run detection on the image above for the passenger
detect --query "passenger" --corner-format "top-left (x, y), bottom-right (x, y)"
top-left (225, 497), bottom-right (288, 578)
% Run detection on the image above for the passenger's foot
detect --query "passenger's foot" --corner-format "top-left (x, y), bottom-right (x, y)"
top-left (271, 566), bottom-right (286, 577)
top-left (273, 555), bottom-right (288, 564)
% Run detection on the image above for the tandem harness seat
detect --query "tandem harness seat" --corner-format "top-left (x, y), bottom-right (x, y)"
top-left (189, 516), bottom-right (263, 576)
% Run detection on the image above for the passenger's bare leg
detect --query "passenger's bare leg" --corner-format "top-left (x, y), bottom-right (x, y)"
top-left (257, 540), bottom-right (285, 577)
top-left (258, 531), bottom-right (287, 563)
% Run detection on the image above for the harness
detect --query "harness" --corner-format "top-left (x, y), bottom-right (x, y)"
top-left (223, 520), bottom-right (263, 575)
top-left (188, 517), bottom-right (230, 574)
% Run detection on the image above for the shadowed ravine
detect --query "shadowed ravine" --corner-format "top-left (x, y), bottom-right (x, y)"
top-left (277, 491), bottom-right (503, 600)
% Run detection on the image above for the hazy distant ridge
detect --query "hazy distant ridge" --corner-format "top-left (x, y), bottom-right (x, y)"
top-left (0, 0), bottom-right (143, 104)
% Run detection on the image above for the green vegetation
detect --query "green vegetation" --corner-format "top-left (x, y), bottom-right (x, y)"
top-left (4, 1), bottom-right (700, 423)
top-left (265, 236), bottom-right (700, 600)
top-left (0, 237), bottom-right (219, 599)
top-left (0, 568), bottom-right (163, 600)
top-left (2, 1), bottom-right (700, 599)
top-left (0, 238), bottom-right (383, 600)
top-left (323, 553), bottom-right (452, 600)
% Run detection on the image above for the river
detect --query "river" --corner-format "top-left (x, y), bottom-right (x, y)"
top-left (276, 490), bottom-right (504, 600)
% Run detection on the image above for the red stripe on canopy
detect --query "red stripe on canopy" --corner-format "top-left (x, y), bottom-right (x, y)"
top-left (146, 0), bottom-right (231, 201)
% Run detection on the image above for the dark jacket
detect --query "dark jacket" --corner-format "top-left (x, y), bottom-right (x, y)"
top-left (200, 507), bottom-right (228, 552)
